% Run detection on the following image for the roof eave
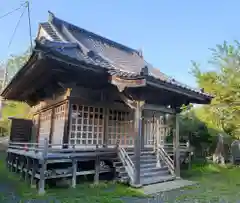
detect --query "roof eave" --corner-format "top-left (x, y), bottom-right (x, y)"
top-left (146, 79), bottom-right (213, 104)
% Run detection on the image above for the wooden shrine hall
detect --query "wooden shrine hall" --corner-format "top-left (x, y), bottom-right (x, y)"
top-left (1, 11), bottom-right (213, 188)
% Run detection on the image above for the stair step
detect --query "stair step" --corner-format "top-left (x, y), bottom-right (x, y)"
top-left (116, 176), bottom-right (129, 183)
top-left (141, 175), bottom-right (176, 186)
top-left (113, 162), bottom-right (123, 167)
top-left (133, 159), bottom-right (156, 164)
top-left (140, 170), bottom-right (170, 178)
top-left (127, 152), bottom-right (155, 156)
top-left (140, 166), bottom-right (168, 173)
top-left (130, 156), bottom-right (156, 160)
top-left (115, 166), bottom-right (125, 172)
top-left (119, 171), bottom-right (128, 176)
top-left (140, 163), bottom-right (158, 168)
top-left (125, 148), bottom-right (153, 152)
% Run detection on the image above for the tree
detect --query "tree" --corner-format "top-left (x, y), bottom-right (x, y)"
top-left (0, 49), bottom-right (30, 135)
top-left (4, 49), bottom-right (30, 84)
top-left (192, 41), bottom-right (240, 138)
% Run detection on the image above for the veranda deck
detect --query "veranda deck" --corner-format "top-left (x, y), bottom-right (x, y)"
top-left (6, 139), bottom-right (118, 194)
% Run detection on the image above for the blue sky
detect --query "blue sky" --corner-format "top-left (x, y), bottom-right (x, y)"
top-left (0, 0), bottom-right (239, 87)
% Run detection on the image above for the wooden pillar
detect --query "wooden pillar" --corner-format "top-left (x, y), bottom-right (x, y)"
top-left (30, 159), bottom-right (37, 188)
top-left (133, 101), bottom-right (144, 187)
top-left (94, 145), bottom-right (100, 184)
top-left (63, 100), bottom-right (71, 148)
top-left (141, 110), bottom-right (145, 149)
top-left (103, 107), bottom-right (109, 147)
top-left (71, 159), bottom-right (77, 188)
top-left (36, 113), bottom-right (41, 143)
top-left (49, 107), bottom-right (55, 144)
top-left (175, 113), bottom-right (180, 178)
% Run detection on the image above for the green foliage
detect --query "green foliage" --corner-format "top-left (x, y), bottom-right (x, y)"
top-left (191, 41), bottom-right (240, 138)
top-left (0, 49), bottom-right (30, 134)
top-left (5, 49), bottom-right (30, 83)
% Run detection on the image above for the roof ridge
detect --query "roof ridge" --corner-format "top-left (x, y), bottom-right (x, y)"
top-left (48, 11), bottom-right (140, 55)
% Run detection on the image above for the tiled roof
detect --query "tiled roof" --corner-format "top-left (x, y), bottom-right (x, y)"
top-left (38, 11), bottom-right (212, 98)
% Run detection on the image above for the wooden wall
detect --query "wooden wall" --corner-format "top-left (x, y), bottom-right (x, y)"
top-left (30, 88), bottom-right (70, 146)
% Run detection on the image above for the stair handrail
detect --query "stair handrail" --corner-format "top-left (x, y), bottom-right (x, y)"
top-left (118, 147), bottom-right (135, 183)
top-left (157, 145), bottom-right (175, 176)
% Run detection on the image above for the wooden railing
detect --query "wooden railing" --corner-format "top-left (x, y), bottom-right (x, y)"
top-left (118, 147), bottom-right (135, 184)
top-left (157, 145), bottom-right (175, 176)
top-left (163, 142), bottom-right (189, 155)
top-left (8, 140), bottom-right (118, 153)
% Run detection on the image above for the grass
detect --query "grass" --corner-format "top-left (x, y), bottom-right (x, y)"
top-left (176, 159), bottom-right (240, 202)
top-left (0, 151), bottom-right (146, 203)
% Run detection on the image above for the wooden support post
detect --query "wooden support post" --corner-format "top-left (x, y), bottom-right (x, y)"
top-left (141, 110), bottom-right (145, 150)
top-left (49, 107), bottom-right (55, 144)
top-left (133, 101), bottom-right (144, 187)
top-left (72, 159), bottom-right (77, 188)
top-left (38, 138), bottom-right (48, 195)
top-left (63, 101), bottom-right (71, 148)
top-left (175, 114), bottom-right (180, 178)
top-left (25, 157), bottom-right (29, 181)
top-left (6, 152), bottom-right (9, 169)
top-left (9, 153), bottom-right (13, 172)
top-left (31, 159), bottom-right (37, 188)
top-left (94, 145), bottom-right (100, 184)
top-left (16, 156), bottom-right (19, 173)
top-left (103, 107), bottom-right (109, 147)
top-left (20, 157), bottom-right (25, 178)
top-left (11, 154), bottom-right (15, 172)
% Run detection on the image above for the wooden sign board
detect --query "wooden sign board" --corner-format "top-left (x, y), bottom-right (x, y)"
top-left (110, 75), bottom-right (146, 91)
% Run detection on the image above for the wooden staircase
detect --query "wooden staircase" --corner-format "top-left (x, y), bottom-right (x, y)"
top-left (114, 147), bottom-right (176, 186)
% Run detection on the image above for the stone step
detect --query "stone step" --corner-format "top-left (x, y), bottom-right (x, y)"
top-left (140, 175), bottom-right (176, 186)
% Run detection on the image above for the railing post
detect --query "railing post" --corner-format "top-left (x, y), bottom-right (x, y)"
top-left (156, 146), bottom-right (161, 168)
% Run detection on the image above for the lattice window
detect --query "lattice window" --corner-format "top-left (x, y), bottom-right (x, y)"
top-left (55, 105), bottom-right (65, 121)
top-left (69, 104), bottom-right (104, 145)
top-left (39, 109), bottom-right (52, 142)
top-left (107, 109), bottom-right (133, 146)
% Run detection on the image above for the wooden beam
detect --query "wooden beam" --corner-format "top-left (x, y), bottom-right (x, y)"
top-left (143, 104), bottom-right (176, 114)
